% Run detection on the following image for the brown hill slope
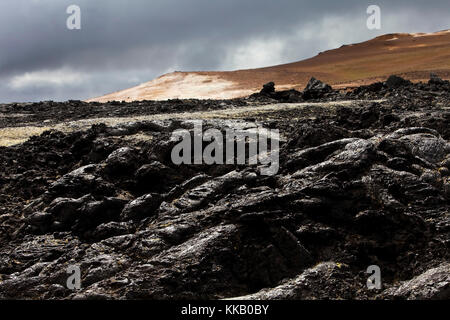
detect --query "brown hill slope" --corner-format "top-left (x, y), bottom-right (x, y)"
top-left (88, 30), bottom-right (450, 102)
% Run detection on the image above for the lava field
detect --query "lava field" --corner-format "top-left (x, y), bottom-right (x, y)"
top-left (0, 76), bottom-right (449, 300)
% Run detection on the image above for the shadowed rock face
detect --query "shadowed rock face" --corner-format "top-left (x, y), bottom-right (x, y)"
top-left (382, 263), bottom-right (450, 300)
top-left (0, 77), bottom-right (449, 300)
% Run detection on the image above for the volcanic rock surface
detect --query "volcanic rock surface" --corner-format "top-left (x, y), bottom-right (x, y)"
top-left (0, 76), bottom-right (449, 300)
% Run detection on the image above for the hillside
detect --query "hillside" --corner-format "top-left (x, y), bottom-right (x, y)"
top-left (88, 30), bottom-right (450, 102)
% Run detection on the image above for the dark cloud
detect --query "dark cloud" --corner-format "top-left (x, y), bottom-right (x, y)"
top-left (0, 0), bottom-right (449, 102)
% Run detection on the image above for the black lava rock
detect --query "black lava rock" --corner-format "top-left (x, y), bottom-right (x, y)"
top-left (303, 77), bottom-right (333, 99)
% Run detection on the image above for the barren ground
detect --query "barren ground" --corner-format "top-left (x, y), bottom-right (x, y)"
top-left (0, 78), bottom-right (449, 300)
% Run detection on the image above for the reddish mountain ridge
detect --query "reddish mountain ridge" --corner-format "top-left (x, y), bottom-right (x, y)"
top-left (88, 30), bottom-right (450, 102)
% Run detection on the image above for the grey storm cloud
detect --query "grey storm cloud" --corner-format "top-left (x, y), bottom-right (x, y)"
top-left (0, 0), bottom-right (449, 102)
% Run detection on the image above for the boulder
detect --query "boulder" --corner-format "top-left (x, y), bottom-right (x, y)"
top-left (303, 77), bottom-right (332, 99)
top-left (385, 75), bottom-right (411, 88)
top-left (429, 73), bottom-right (446, 85)
top-left (120, 193), bottom-right (162, 221)
top-left (104, 147), bottom-right (139, 175)
top-left (260, 82), bottom-right (275, 94)
top-left (135, 161), bottom-right (184, 192)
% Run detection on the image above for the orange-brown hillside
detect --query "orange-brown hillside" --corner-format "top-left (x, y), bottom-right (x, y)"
top-left (88, 30), bottom-right (450, 102)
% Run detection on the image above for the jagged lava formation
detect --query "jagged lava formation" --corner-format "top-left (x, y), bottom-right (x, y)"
top-left (0, 75), bottom-right (449, 299)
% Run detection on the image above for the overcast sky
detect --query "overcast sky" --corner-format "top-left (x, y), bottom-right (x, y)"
top-left (0, 0), bottom-right (449, 102)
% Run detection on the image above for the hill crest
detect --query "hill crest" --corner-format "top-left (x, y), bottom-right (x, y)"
top-left (88, 30), bottom-right (450, 102)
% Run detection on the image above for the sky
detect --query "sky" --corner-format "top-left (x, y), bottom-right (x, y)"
top-left (0, 0), bottom-right (449, 102)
